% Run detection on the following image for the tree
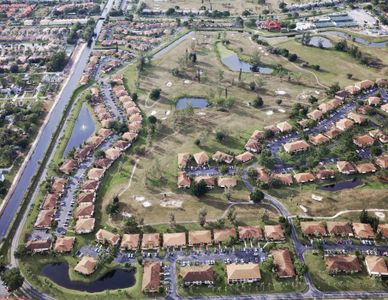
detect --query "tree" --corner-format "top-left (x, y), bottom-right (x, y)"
top-left (106, 196), bottom-right (120, 216)
top-left (191, 180), bottom-right (208, 197)
top-left (150, 88), bottom-right (161, 100)
top-left (219, 165), bottom-right (229, 175)
top-left (14, 245), bottom-right (28, 258)
top-left (226, 206), bottom-right (238, 225)
top-left (325, 82), bottom-right (340, 97)
top-left (148, 115), bottom-right (157, 125)
top-left (359, 209), bottom-right (368, 223)
top-left (1, 268), bottom-right (24, 292)
top-left (308, 95), bottom-right (318, 104)
top-left (294, 260), bottom-right (308, 278)
top-left (122, 216), bottom-right (140, 233)
top-left (252, 96), bottom-right (264, 108)
top-left (10, 64), bottom-right (19, 73)
top-left (276, 99), bottom-right (282, 106)
top-left (288, 53), bottom-right (298, 62)
top-left (216, 131), bottom-right (226, 142)
top-left (347, 73), bottom-right (353, 79)
top-left (47, 51), bottom-right (68, 72)
top-left (198, 207), bottom-right (207, 226)
top-left (250, 188), bottom-right (264, 203)
top-left (169, 212), bottom-right (176, 228)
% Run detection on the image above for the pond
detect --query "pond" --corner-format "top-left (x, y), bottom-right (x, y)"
top-left (41, 263), bottom-right (136, 293)
top-left (320, 178), bottom-right (362, 192)
top-left (308, 36), bottom-right (333, 48)
top-left (218, 43), bottom-right (273, 74)
top-left (323, 31), bottom-right (388, 48)
top-left (176, 97), bottom-right (209, 110)
top-left (63, 103), bottom-right (96, 158)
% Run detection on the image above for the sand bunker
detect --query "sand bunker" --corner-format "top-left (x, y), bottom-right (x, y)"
top-left (166, 81), bottom-right (172, 87)
top-left (266, 110), bottom-right (274, 116)
top-left (278, 108), bottom-right (286, 113)
top-left (375, 212), bottom-right (385, 220)
top-left (135, 196), bottom-right (145, 202)
top-left (184, 80), bottom-right (191, 84)
top-left (150, 110), bottom-right (157, 116)
top-left (142, 201), bottom-right (152, 208)
top-left (166, 110), bottom-right (171, 116)
top-left (160, 199), bottom-right (183, 208)
top-left (275, 90), bottom-right (287, 95)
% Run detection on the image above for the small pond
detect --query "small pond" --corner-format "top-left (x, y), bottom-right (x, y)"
top-left (308, 36), bottom-right (333, 48)
top-left (320, 178), bottom-right (362, 192)
top-left (41, 263), bottom-right (135, 293)
top-left (176, 97), bottom-right (209, 110)
top-left (218, 44), bottom-right (273, 74)
top-left (63, 103), bottom-right (96, 158)
top-left (323, 31), bottom-right (388, 48)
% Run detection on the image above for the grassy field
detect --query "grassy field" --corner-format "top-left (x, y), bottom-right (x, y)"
top-left (267, 36), bottom-right (388, 86)
top-left (304, 251), bottom-right (388, 292)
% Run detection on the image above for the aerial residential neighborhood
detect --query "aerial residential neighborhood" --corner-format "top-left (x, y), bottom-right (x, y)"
top-left (0, 0), bottom-right (387, 299)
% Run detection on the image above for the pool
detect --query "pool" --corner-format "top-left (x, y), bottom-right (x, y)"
top-left (308, 36), bottom-right (333, 48)
top-left (41, 263), bottom-right (136, 293)
top-left (320, 178), bottom-right (362, 192)
top-left (176, 97), bottom-right (209, 110)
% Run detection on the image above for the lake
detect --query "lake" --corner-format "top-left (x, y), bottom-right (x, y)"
top-left (176, 97), bottom-right (209, 110)
top-left (63, 103), bottom-right (96, 158)
top-left (323, 31), bottom-right (388, 48)
top-left (218, 43), bottom-right (273, 74)
top-left (320, 178), bottom-right (362, 192)
top-left (41, 263), bottom-right (136, 293)
top-left (308, 36), bottom-right (333, 48)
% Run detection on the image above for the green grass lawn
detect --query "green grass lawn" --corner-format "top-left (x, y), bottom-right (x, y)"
top-left (304, 251), bottom-right (388, 292)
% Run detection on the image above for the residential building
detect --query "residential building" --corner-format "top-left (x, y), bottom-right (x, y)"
top-left (188, 230), bottom-right (212, 246)
top-left (163, 232), bottom-right (186, 248)
top-left (354, 80), bottom-right (374, 90)
top-left (120, 234), bottom-right (140, 251)
top-left (264, 225), bottom-right (285, 241)
top-left (177, 172), bottom-right (191, 188)
top-left (375, 154), bottom-right (388, 169)
top-left (294, 172), bottom-right (315, 184)
top-left (325, 255), bottom-right (361, 274)
top-left (316, 169), bottom-right (335, 180)
top-left (54, 236), bottom-right (75, 253)
top-left (26, 239), bottom-right (52, 253)
top-left (336, 161), bottom-right (357, 175)
top-left (238, 226), bottom-right (263, 240)
top-left (177, 153), bottom-right (190, 169)
top-left (348, 112), bottom-right (366, 124)
top-left (300, 221), bottom-right (327, 236)
top-left (142, 233), bottom-right (160, 249)
top-left (212, 151), bottom-right (233, 164)
top-left (74, 256), bottom-right (97, 275)
top-left (96, 229), bottom-right (120, 246)
top-left (365, 256), bottom-right (388, 276)
top-left (273, 173), bottom-right (293, 186)
top-left (75, 218), bottom-right (95, 234)
top-left (356, 163), bottom-right (376, 174)
top-left (352, 223), bottom-right (374, 239)
top-left (277, 121), bottom-right (293, 133)
top-left (367, 96), bottom-right (381, 106)
top-left (336, 118), bottom-right (354, 131)
top-left (377, 224), bottom-right (388, 239)
top-left (235, 151), bottom-right (254, 163)
top-left (142, 261), bottom-right (161, 293)
top-left (213, 228), bottom-right (236, 244)
top-left (194, 176), bottom-right (216, 188)
top-left (34, 209), bottom-right (55, 229)
top-left (217, 177), bottom-right (237, 188)
top-left (307, 109), bottom-right (323, 121)
top-left (226, 263), bottom-right (261, 284)
top-left (180, 265), bottom-right (214, 286)
top-left (326, 222), bottom-right (353, 237)
top-left (353, 135), bottom-right (374, 148)
top-left (245, 139), bottom-right (261, 153)
top-left (283, 140), bottom-right (310, 153)
top-left (193, 151), bottom-right (209, 166)
top-left (272, 249), bottom-right (295, 278)
top-left (310, 134), bottom-right (329, 145)
top-left (75, 202), bottom-right (94, 219)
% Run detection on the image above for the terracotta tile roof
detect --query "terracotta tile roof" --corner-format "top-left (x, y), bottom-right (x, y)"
top-left (272, 249), bottom-right (295, 278)
top-left (75, 218), bottom-right (95, 234)
top-left (273, 173), bottom-right (293, 185)
top-left (217, 177), bottom-right (237, 188)
top-left (250, 130), bottom-right (265, 140)
top-left (42, 193), bottom-right (58, 210)
top-left (310, 133), bottom-right (329, 145)
top-left (213, 228), bottom-right (236, 243)
top-left (52, 177), bottom-right (66, 194)
top-left (375, 154), bottom-right (388, 169)
top-left (377, 224), bottom-right (388, 238)
top-left (356, 163), bottom-right (376, 174)
top-left (77, 191), bottom-right (96, 204)
top-left (120, 234), bottom-right (140, 250)
top-left (98, 128), bottom-right (113, 139)
top-left (367, 96), bottom-right (381, 106)
top-left (326, 222), bottom-right (353, 236)
top-left (226, 263), bottom-right (261, 281)
top-left (264, 225), bottom-right (285, 241)
top-left (277, 121), bottom-right (293, 133)
top-left (86, 135), bottom-right (103, 148)
top-left (336, 161), bottom-right (356, 174)
top-left (235, 151), bottom-right (254, 163)
top-left (283, 140), bottom-right (310, 153)
top-left (188, 230), bottom-right (212, 245)
top-left (353, 135), bottom-right (374, 147)
top-left (300, 221), bottom-right (326, 236)
top-left (319, 102), bottom-right (334, 114)
top-left (74, 256), bottom-right (97, 275)
top-left (75, 202), bottom-right (95, 219)
top-left (245, 139), bottom-right (262, 153)
top-left (336, 118), bottom-right (354, 131)
top-left (142, 260), bottom-right (161, 292)
top-left (355, 79), bottom-right (374, 90)
top-left (87, 168), bottom-right (104, 180)
top-left (96, 229), bottom-right (120, 245)
top-left (316, 169), bottom-right (335, 180)
top-left (325, 255), bottom-right (361, 273)
top-left (376, 78), bottom-right (388, 87)
top-left (345, 85), bottom-right (360, 95)
top-left (34, 209), bottom-right (55, 228)
top-left (60, 159), bottom-right (77, 174)
top-left (335, 90), bottom-right (351, 100)
top-left (177, 172), bottom-right (191, 188)
top-left (105, 147), bottom-right (121, 160)
top-left (212, 151), bottom-right (233, 164)
top-left (193, 151), bottom-right (209, 165)
top-left (294, 172), bottom-right (315, 184)
top-left (122, 131), bottom-right (138, 142)
top-left (180, 265), bottom-right (214, 283)
top-left (238, 226), bottom-right (263, 240)
top-left (141, 233), bottom-right (160, 249)
top-left (26, 239), bottom-right (52, 252)
top-left (163, 232), bottom-right (186, 247)
top-left (94, 158), bottom-right (113, 169)
top-left (257, 167), bottom-right (270, 182)
top-left (347, 112), bottom-right (366, 124)
top-left (381, 103), bottom-right (388, 113)
top-left (307, 109), bottom-right (323, 121)
top-left (54, 236), bottom-right (75, 253)
top-left (177, 153), bottom-right (190, 168)
top-left (327, 98), bottom-right (343, 108)
top-left (194, 176), bottom-right (215, 187)
top-left (323, 126), bottom-right (341, 139)
top-left (352, 223), bottom-right (374, 239)
top-left (365, 256), bottom-right (388, 276)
